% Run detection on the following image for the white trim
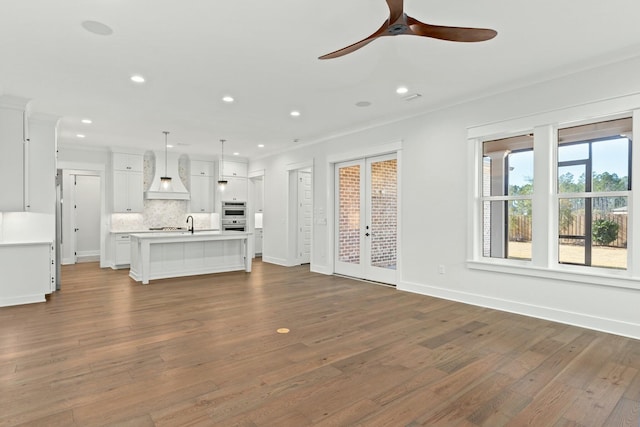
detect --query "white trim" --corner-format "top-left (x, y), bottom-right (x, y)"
top-left (285, 161), bottom-right (313, 171)
top-left (326, 141), bottom-right (402, 164)
top-left (310, 264), bottom-right (332, 275)
top-left (261, 255), bottom-right (297, 267)
top-left (0, 294), bottom-right (46, 307)
top-left (468, 92), bottom-right (640, 139)
top-left (399, 278), bottom-right (640, 340)
top-left (248, 169), bottom-right (265, 178)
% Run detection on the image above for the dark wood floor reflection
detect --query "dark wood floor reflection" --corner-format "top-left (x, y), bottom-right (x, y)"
top-left (1, 260), bottom-right (639, 426)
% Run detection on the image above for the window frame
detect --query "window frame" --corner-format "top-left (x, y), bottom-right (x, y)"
top-left (467, 101), bottom-right (640, 290)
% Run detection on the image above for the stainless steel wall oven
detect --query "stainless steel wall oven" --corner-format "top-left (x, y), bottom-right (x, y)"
top-left (222, 201), bottom-right (246, 220)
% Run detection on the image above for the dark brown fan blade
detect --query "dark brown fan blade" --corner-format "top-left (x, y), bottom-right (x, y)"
top-left (319, 21), bottom-right (390, 60)
top-left (385, 0), bottom-right (405, 23)
top-left (406, 16), bottom-right (497, 42)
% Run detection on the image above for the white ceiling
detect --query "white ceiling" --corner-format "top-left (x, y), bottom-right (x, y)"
top-left (2, 0), bottom-right (640, 160)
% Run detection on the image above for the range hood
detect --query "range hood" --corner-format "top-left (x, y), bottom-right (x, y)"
top-left (145, 151), bottom-right (190, 200)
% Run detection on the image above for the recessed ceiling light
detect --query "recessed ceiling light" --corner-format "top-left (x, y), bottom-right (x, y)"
top-left (81, 119), bottom-right (92, 124)
top-left (290, 110), bottom-right (301, 117)
top-left (76, 134), bottom-right (86, 138)
top-left (131, 75), bottom-right (145, 83)
top-left (222, 96), bottom-right (234, 103)
top-left (396, 86), bottom-right (409, 94)
top-left (233, 152), bottom-right (240, 156)
top-left (356, 101), bottom-right (372, 107)
top-left (81, 20), bottom-right (113, 36)
top-left (258, 144), bottom-right (264, 148)
top-left (166, 144), bottom-right (174, 148)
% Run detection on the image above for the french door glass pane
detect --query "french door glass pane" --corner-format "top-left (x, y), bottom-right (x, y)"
top-left (338, 165), bottom-right (361, 264)
top-left (370, 159), bottom-right (397, 270)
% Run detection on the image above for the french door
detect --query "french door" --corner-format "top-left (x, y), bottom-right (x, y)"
top-left (334, 154), bottom-right (397, 284)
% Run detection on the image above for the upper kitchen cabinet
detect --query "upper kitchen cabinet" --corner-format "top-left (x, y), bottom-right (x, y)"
top-left (221, 160), bottom-right (247, 178)
top-left (189, 160), bottom-right (215, 213)
top-left (112, 152), bottom-right (143, 213)
top-left (113, 153), bottom-right (143, 172)
top-left (190, 160), bottom-right (215, 177)
top-left (218, 160), bottom-right (248, 202)
top-left (219, 176), bottom-right (248, 202)
top-left (0, 95), bottom-right (29, 212)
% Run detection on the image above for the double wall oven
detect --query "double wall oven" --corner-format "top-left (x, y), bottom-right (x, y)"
top-left (221, 201), bottom-right (246, 232)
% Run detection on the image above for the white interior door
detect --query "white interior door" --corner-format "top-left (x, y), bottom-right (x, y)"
top-left (297, 170), bottom-right (312, 264)
top-left (334, 154), bottom-right (397, 284)
top-left (74, 175), bottom-right (101, 262)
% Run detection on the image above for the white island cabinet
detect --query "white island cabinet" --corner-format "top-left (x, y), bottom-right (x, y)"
top-left (129, 231), bottom-right (252, 284)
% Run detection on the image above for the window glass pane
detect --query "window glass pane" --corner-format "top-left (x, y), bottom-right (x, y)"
top-left (559, 237), bottom-right (586, 265)
top-left (508, 201), bottom-right (531, 260)
top-left (483, 200), bottom-right (507, 258)
top-left (558, 197), bottom-right (627, 269)
top-left (558, 198), bottom-right (586, 265)
top-left (483, 135), bottom-right (533, 197)
top-left (558, 143), bottom-right (588, 162)
top-left (591, 138), bottom-right (630, 192)
top-left (558, 165), bottom-right (586, 193)
top-left (507, 150), bottom-right (533, 196)
top-left (592, 197), bottom-right (627, 270)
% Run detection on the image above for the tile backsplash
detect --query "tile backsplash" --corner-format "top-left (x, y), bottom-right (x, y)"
top-left (111, 207), bottom-right (217, 231)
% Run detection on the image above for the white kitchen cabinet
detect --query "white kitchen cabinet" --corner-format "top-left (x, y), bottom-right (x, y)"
top-left (190, 174), bottom-right (214, 213)
top-left (219, 176), bottom-right (248, 202)
top-left (112, 153), bottom-right (144, 213)
top-left (190, 160), bottom-right (215, 177)
top-left (0, 95), bottom-right (28, 212)
top-left (112, 233), bottom-right (131, 267)
top-left (113, 153), bottom-right (143, 172)
top-left (220, 160), bottom-right (247, 178)
top-left (0, 242), bottom-right (54, 306)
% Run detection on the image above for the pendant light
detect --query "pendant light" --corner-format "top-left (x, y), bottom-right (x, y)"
top-left (160, 131), bottom-right (172, 190)
top-left (217, 139), bottom-right (228, 190)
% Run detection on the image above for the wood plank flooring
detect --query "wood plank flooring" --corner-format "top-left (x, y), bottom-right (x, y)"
top-left (1, 260), bottom-right (640, 426)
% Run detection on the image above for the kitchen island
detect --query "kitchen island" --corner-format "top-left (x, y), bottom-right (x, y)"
top-left (129, 231), bottom-right (252, 284)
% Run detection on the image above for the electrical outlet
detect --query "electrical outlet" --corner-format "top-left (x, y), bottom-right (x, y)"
top-left (438, 265), bottom-right (445, 275)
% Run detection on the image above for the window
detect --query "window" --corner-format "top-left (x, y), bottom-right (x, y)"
top-left (557, 118), bottom-right (631, 269)
top-left (470, 108), bottom-right (638, 287)
top-left (482, 134), bottom-right (534, 260)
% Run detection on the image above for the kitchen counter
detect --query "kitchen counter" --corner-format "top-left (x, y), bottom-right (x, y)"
top-left (129, 231), bottom-right (252, 284)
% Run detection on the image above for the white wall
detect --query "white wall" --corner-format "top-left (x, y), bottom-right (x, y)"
top-left (251, 55), bottom-right (640, 339)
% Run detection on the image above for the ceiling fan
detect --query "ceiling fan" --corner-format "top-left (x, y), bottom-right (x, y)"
top-left (319, 0), bottom-right (497, 60)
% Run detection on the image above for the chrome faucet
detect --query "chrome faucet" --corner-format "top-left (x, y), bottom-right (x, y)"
top-left (186, 215), bottom-right (194, 234)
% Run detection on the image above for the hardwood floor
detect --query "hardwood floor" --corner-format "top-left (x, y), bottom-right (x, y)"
top-left (1, 260), bottom-right (640, 426)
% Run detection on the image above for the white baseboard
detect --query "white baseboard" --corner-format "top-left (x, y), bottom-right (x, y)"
top-left (261, 256), bottom-right (297, 267)
top-left (310, 264), bottom-right (332, 275)
top-left (0, 293), bottom-right (46, 307)
top-left (399, 279), bottom-right (640, 341)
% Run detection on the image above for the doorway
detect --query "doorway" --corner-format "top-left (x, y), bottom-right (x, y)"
top-left (296, 169), bottom-right (312, 264)
top-left (61, 171), bottom-right (101, 264)
top-left (334, 154), bottom-right (397, 284)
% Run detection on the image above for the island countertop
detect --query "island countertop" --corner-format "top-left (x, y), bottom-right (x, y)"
top-left (129, 231), bottom-right (252, 284)
top-left (128, 230), bottom-right (251, 240)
